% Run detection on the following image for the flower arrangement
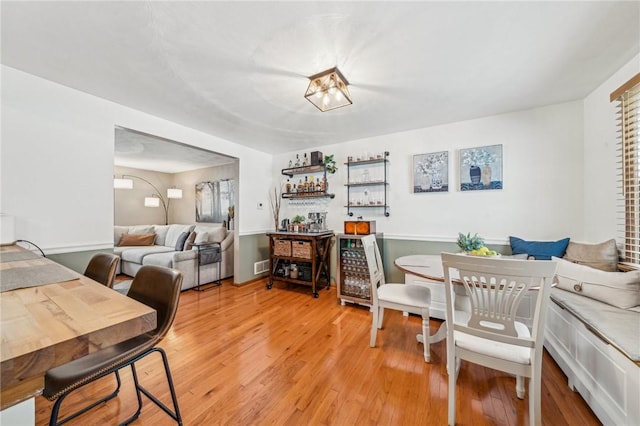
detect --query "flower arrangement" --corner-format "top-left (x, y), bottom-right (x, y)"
top-left (416, 152), bottom-right (447, 175)
top-left (461, 148), bottom-right (496, 167)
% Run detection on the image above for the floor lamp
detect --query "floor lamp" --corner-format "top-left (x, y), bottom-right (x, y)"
top-left (114, 175), bottom-right (182, 225)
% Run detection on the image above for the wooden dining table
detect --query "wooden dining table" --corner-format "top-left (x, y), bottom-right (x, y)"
top-left (0, 245), bottom-right (157, 415)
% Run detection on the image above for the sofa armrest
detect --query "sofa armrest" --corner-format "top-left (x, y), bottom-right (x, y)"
top-left (173, 250), bottom-right (197, 262)
top-left (220, 231), bottom-right (234, 251)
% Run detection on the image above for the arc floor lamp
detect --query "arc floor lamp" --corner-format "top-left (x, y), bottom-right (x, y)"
top-left (114, 175), bottom-right (182, 225)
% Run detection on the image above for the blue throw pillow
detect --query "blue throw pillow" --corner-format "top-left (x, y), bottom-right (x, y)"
top-left (175, 232), bottom-right (190, 251)
top-left (509, 236), bottom-right (570, 260)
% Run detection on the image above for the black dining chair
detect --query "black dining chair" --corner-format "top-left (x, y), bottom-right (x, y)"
top-left (43, 265), bottom-right (184, 426)
top-left (84, 252), bottom-right (120, 288)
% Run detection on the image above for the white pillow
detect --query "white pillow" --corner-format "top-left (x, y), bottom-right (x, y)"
top-left (153, 225), bottom-right (170, 246)
top-left (552, 256), bottom-right (640, 309)
top-left (194, 232), bottom-right (209, 244)
top-left (208, 227), bottom-right (227, 243)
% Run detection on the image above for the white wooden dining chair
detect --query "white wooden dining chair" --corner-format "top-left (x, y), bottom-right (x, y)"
top-left (361, 234), bottom-right (433, 362)
top-left (440, 252), bottom-right (557, 426)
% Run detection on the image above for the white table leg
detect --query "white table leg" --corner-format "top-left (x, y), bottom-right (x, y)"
top-left (416, 321), bottom-right (447, 345)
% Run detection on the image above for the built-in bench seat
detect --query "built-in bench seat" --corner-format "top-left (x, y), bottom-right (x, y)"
top-left (545, 287), bottom-right (640, 425)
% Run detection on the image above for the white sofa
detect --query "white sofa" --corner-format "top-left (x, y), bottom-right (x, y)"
top-left (113, 223), bottom-right (234, 290)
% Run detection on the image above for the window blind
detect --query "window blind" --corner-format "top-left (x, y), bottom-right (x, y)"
top-left (611, 73), bottom-right (640, 265)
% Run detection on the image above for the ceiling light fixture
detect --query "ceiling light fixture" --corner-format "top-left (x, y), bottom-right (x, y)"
top-left (304, 67), bottom-right (352, 112)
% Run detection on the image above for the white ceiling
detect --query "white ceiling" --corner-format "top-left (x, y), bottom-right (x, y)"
top-left (114, 127), bottom-right (236, 173)
top-left (2, 1), bottom-right (639, 159)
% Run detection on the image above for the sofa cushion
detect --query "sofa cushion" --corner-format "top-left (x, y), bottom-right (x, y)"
top-left (194, 231), bottom-right (209, 244)
top-left (208, 227), bottom-right (227, 243)
top-left (175, 232), bottom-right (190, 251)
top-left (114, 226), bottom-right (129, 246)
top-left (143, 250), bottom-right (196, 268)
top-left (193, 225), bottom-right (227, 243)
top-left (114, 225), bottom-right (154, 246)
top-left (165, 225), bottom-right (195, 248)
top-left (118, 233), bottom-right (155, 247)
top-left (509, 236), bottom-right (570, 260)
top-left (552, 256), bottom-right (640, 309)
top-left (185, 231), bottom-right (207, 251)
top-left (153, 225), bottom-right (170, 246)
top-left (551, 288), bottom-right (640, 362)
top-left (563, 239), bottom-right (619, 272)
top-left (120, 246), bottom-right (175, 264)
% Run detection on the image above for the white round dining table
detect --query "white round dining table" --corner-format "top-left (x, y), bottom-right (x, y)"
top-left (393, 254), bottom-right (454, 346)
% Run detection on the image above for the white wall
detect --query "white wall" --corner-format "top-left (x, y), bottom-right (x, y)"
top-left (172, 162), bottom-right (239, 226)
top-left (1, 65), bottom-right (274, 254)
top-left (583, 53), bottom-right (640, 243)
top-left (276, 101), bottom-right (585, 244)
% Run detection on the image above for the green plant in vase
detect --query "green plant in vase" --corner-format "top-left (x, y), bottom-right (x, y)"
top-left (292, 215), bottom-right (306, 224)
top-left (323, 154), bottom-right (337, 174)
top-left (291, 214), bottom-right (306, 233)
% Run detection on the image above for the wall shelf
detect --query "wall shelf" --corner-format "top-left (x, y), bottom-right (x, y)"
top-left (345, 151), bottom-right (390, 217)
top-left (281, 163), bottom-right (334, 200)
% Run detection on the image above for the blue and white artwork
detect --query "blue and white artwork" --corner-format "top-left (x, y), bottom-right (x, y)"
top-left (459, 144), bottom-right (503, 191)
top-left (413, 151), bottom-right (449, 193)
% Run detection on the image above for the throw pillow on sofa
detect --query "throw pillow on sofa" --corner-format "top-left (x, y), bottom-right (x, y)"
top-left (509, 236), bottom-right (570, 260)
top-left (563, 239), bottom-right (619, 272)
top-left (552, 256), bottom-right (640, 309)
top-left (185, 231), bottom-right (208, 251)
top-left (119, 233), bottom-right (156, 246)
top-left (174, 232), bottom-right (191, 251)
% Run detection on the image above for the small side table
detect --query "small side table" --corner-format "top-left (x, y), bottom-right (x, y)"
top-left (193, 242), bottom-right (222, 291)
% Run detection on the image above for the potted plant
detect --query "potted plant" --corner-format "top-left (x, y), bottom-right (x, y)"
top-left (456, 232), bottom-right (485, 253)
top-left (292, 215), bottom-right (306, 233)
top-left (323, 154), bottom-right (337, 174)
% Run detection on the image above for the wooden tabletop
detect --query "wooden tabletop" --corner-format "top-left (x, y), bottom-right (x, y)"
top-left (0, 246), bottom-right (157, 410)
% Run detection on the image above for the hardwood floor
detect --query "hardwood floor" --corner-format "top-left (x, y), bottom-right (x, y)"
top-left (35, 279), bottom-right (601, 425)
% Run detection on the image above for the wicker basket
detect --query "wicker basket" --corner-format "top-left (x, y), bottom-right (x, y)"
top-left (292, 241), bottom-right (312, 259)
top-left (274, 240), bottom-right (292, 257)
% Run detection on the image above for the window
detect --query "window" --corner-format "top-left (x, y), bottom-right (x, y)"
top-left (611, 73), bottom-right (640, 265)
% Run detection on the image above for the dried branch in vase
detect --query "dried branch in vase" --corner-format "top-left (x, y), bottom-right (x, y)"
top-left (269, 186), bottom-right (281, 231)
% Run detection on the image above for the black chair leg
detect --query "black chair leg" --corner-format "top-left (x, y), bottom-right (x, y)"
top-left (120, 348), bottom-right (182, 426)
top-left (133, 348), bottom-right (183, 425)
top-left (50, 371), bottom-right (122, 426)
top-left (119, 363), bottom-right (143, 426)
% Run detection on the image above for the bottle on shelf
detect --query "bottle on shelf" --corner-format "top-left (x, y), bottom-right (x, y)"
top-left (295, 154), bottom-right (301, 167)
top-left (285, 179), bottom-right (291, 193)
top-left (304, 176), bottom-right (309, 192)
top-left (303, 153), bottom-right (309, 166)
top-left (309, 175), bottom-right (314, 192)
top-left (288, 159), bottom-right (293, 168)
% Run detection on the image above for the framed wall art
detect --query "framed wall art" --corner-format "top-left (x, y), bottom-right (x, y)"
top-left (413, 151), bottom-right (449, 193)
top-left (459, 144), bottom-right (503, 191)
top-left (195, 179), bottom-right (235, 226)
